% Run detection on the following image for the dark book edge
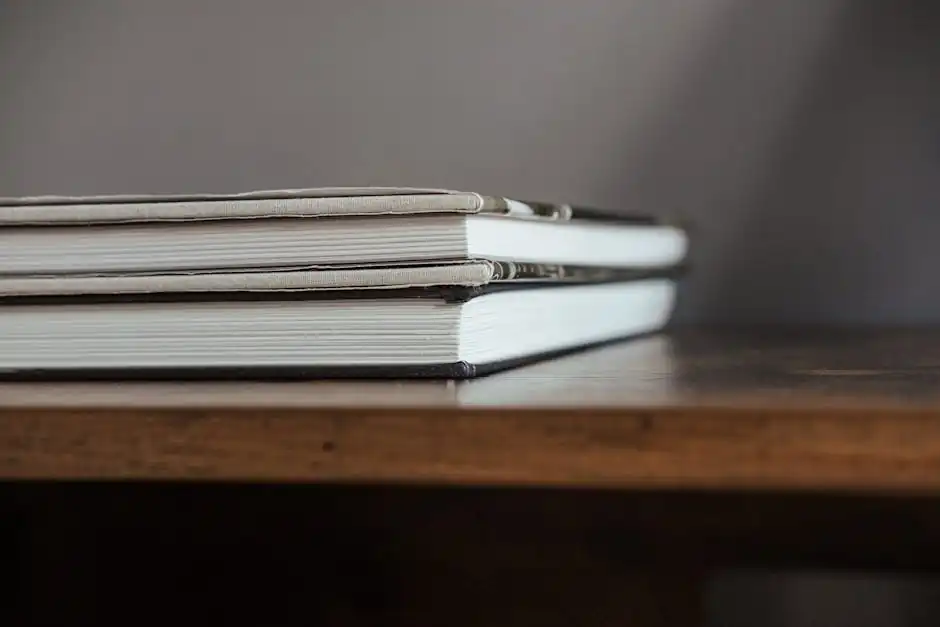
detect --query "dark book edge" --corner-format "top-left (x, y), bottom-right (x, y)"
top-left (0, 329), bottom-right (663, 382)
top-left (0, 264), bottom-right (687, 306)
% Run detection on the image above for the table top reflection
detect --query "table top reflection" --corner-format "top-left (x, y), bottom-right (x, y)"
top-left (3, 328), bottom-right (940, 487)
top-left (3, 328), bottom-right (940, 409)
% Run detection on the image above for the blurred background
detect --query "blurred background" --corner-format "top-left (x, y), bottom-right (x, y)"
top-left (3, 0), bottom-right (940, 623)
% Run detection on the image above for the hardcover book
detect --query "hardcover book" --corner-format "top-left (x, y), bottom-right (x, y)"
top-left (0, 187), bottom-right (688, 378)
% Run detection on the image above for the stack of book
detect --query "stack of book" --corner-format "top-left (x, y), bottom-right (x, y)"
top-left (0, 187), bottom-right (688, 378)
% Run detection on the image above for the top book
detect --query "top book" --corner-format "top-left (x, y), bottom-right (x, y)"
top-left (0, 187), bottom-right (688, 275)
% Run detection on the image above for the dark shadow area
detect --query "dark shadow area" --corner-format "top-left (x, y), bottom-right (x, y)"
top-left (6, 483), bottom-right (940, 625)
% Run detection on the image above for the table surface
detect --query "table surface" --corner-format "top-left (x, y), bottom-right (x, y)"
top-left (4, 328), bottom-right (940, 488)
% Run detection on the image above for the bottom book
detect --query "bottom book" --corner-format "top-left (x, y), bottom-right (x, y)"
top-left (0, 278), bottom-right (676, 379)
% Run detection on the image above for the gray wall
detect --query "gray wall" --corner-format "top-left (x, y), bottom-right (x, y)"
top-left (4, 1), bottom-right (940, 624)
top-left (4, 0), bottom-right (940, 324)
top-left (710, 571), bottom-right (940, 627)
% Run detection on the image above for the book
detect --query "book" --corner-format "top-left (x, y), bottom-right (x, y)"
top-left (0, 334), bottom-right (674, 406)
top-left (0, 187), bottom-right (687, 379)
top-left (0, 279), bottom-right (675, 379)
top-left (0, 187), bottom-right (686, 274)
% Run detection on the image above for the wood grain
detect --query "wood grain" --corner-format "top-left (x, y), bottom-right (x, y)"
top-left (4, 328), bottom-right (940, 488)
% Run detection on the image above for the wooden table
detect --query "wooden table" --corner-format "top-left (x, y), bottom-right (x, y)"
top-left (3, 329), bottom-right (940, 625)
